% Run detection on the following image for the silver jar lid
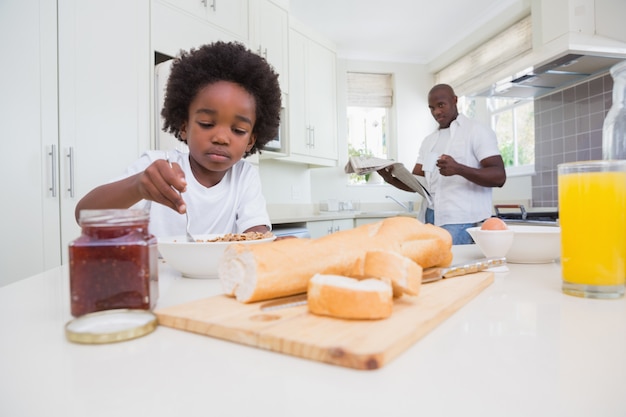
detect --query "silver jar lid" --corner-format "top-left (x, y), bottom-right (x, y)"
top-left (65, 309), bottom-right (157, 344)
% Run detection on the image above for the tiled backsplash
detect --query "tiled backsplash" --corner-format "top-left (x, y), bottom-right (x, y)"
top-left (532, 73), bottom-right (614, 207)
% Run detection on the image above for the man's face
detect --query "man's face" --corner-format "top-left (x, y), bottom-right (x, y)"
top-left (428, 88), bottom-right (459, 129)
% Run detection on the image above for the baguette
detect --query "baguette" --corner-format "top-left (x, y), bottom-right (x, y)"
top-left (219, 216), bottom-right (452, 303)
top-left (351, 250), bottom-right (422, 297)
top-left (307, 274), bottom-right (393, 320)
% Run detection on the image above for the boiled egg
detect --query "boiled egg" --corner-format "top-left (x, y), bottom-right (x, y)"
top-left (481, 217), bottom-right (508, 230)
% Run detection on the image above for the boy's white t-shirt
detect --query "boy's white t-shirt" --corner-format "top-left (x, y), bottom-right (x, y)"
top-left (122, 149), bottom-right (271, 237)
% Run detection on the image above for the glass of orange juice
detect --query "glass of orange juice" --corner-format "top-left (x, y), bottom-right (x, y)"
top-left (558, 160), bottom-right (626, 298)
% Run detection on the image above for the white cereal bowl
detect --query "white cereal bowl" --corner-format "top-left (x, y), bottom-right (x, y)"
top-left (158, 234), bottom-right (276, 279)
top-left (468, 224), bottom-right (561, 264)
top-left (504, 225), bottom-right (561, 264)
top-left (466, 227), bottom-right (515, 259)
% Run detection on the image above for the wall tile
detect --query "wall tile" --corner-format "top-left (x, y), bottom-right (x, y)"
top-left (532, 74), bottom-right (612, 206)
top-left (589, 112), bottom-right (604, 132)
top-left (563, 102), bottom-right (576, 121)
top-left (589, 76), bottom-right (604, 96)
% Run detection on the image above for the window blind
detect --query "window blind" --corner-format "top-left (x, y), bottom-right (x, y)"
top-left (347, 72), bottom-right (393, 107)
top-left (435, 15), bottom-right (532, 93)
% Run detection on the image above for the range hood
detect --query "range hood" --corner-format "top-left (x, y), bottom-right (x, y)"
top-left (468, 0), bottom-right (626, 100)
top-left (476, 52), bottom-right (624, 99)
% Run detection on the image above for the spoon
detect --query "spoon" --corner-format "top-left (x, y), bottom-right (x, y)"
top-left (165, 153), bottom-right (196, 243)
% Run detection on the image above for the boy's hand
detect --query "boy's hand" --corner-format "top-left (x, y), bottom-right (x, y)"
top-left (139, 159), bottom-right (188, 214)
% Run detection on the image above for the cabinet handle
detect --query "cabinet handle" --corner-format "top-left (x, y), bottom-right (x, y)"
top-left (48, 144), bottom-right (57, 197)
top-left (334, 225), bottom-right (340, 232)
top-left (201, 0), bottom-right (215, 10)
top-left (305, 126), bottom-right (310, 148)
top-left (67, 147), bottom-right (75, 198)
top-left (306, 125), bottom-right (315, 148)
top-left (327, 226), bottom-right (333, 234)
top-left (255, 46), bottom-right (268, 59)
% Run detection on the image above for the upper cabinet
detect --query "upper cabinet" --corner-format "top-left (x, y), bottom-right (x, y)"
top-left (287, 21), bottom-right (338, 166)
top-left (249, 0), bottom-right (289, 92)
top-left (157, 0), bottom-right (248, 40)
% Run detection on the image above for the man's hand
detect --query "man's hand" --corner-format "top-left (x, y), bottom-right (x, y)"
top-left (377, 166), bottom-right (395, 182)
top-left (436, 154), bottom-right (506, 187)
top-left (435, 154), bottom-right (461, 176)
top-left (377, 166), bottom-right (414, 192)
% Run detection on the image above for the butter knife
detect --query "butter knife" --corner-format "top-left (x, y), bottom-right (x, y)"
top-left (422, 257), bottom-right (506, 283)
top-left (260, 294), bottom-right (308, 311)
top-left (259, 257), bottom-right (506, 311)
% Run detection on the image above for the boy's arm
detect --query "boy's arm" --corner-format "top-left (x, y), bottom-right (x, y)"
top-left (74, 159), bottom-right (187, 221)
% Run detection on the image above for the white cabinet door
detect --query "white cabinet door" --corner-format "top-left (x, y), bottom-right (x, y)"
top-left (205, 0), bottom-right (248, 39)
top-left (0, 0), bottom-right (149, 285)
top-left (288, 29), bottom-right (309, 156)
top-left (0, 0), bottom-right (60, 286)
top-left (306, 220), bottom-right (333, 239)
top-left (288, 25), bottom-right (338, 165)
top-left (152, 0), bottom-right (240, 58)
top-left (307, 219), bottom-right (353, 239)
top-left (306, 40), bottom-right (337, 160)
top-left (157, 0), bottom-right (248, 40)
top-left (249, 0), bottom-right (289, 92)
top-left (57, 0), bottom-right (151, 263)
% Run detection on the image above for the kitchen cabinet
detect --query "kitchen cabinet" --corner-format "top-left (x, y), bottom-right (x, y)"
top-left (287, 22), bottom-right (338, 166)
top-left (156, 0), bottom-right (248, 41)
top-left (249, 0), bottom-right (289, 93)
top-left (1, 0), bottom-right (60, 286)
top-left (151, 0), bottom-right (242, 68)
top-left (0, 0), bottom-right (150, 286)
top-left (57, 0), bottom-right (151, 261)
top-left (307, 218), bottom-right (353, 238)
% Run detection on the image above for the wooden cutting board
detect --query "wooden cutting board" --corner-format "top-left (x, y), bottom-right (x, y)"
top-left (155, 272), bottom-right (493, 370)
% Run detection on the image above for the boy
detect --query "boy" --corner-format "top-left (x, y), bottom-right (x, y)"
top-left (75, 41), bottom-right (282, 237)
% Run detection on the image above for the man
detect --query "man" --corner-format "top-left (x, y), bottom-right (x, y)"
top-left (379, 84), bottom-right (506, 244)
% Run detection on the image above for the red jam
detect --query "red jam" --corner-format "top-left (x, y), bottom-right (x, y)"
top-left (69, 209), bottom-right (158, 317)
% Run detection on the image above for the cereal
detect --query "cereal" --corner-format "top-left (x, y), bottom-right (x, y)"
top-left (200, 232), bottom-right (274, 243)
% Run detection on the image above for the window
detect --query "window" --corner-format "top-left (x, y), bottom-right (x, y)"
top-left (489, 97), bottom-right (535, 175)
top-left (346, 72), bottom-right (393, 184)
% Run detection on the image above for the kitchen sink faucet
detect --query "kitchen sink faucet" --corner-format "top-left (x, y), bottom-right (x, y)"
top-left (385, 195), bottom-right (414, 212)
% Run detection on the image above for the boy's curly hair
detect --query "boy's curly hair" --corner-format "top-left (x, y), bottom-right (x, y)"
top-left (161, 41), bottom-right (282, 157)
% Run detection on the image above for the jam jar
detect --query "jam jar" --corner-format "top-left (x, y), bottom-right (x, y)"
top-left (69, 209), bottom-right (158, 317)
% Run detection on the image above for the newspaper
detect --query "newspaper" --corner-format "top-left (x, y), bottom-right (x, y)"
top-left (345, 156), bottom-right (432, 204)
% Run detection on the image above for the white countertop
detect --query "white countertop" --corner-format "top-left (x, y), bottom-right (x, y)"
top-left (1, 245), bottom-right (625, 417)
top-left (266, 203), bottom-right (419, 224)
top-left (270, 210), bottom-right (418, 224)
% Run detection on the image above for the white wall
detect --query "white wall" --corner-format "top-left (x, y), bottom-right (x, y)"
top-left (258, 159), bottom-right (311, 204)
top-left (309, 59), bottom-right (435, 209)
top-left (493, 175), bottom-right (533, 204)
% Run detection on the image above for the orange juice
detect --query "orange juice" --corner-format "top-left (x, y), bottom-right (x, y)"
top-left (558, 169), bottom-right (626, 288)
